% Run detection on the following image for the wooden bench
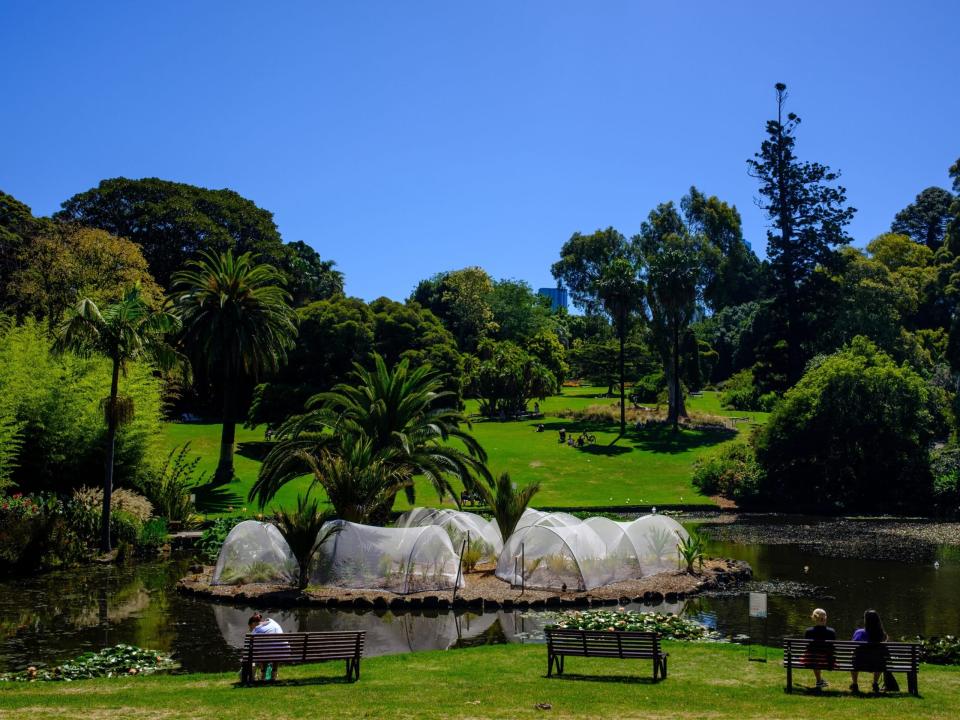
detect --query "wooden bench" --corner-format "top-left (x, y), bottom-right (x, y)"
top-left (240, 631), bottom-right (365, 684)
top-left (545, 629), bottom-right (668, 680)
top-left (783, 638), bottom-right (921, 695)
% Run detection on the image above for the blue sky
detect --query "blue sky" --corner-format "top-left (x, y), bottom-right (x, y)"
top-left (2, 1), bottom-right (958, 301)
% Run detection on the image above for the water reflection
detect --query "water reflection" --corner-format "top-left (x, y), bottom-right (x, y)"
top-left (1, 518), bottom-right (958, 674)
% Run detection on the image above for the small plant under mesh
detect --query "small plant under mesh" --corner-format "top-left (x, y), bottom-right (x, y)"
top-left (311, 520), bottom-right (464, 594)
top-left (211, 520), bottom-right (298, 586)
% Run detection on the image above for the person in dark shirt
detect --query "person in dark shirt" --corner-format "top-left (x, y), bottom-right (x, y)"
top-left (850, 609), bottom-right (888, 693)
top-left (803, 608), bottom-right (836, 689)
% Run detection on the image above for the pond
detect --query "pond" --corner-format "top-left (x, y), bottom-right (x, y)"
top-left (1, 515), bottom-right (957, 673)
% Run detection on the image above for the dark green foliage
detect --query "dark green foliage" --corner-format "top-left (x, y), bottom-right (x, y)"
top-left (172, 250), bottom-right (298, 484)
top-left (0, 645), bottom-right (176, 681)
top-left (137, 518), bottom-right (168, 555)
top-left (198, 516), bottom-right (246, 562)
top-left (682, 186), bottom-right (763, 311)
top-left (719, 369), bottom-right (778, 412)
top-left (139, 443), bottom-right (204, 523)
top-left (489, 279), bottom-right (557, 343)
top-left (0, 190), bottom-right (42, 306)
top-left (633, 370), bottom-right (665, 403)
top-left (891, 187), bottom-right (955, 250)
top-left (273, 493), bottom-right (338, 588)
top-left (410, 267), bottom-right (495, 352)
top-left (929, 443), bottom-right (960, 516)
top-left (283, 240), bottom-right (344, 306)
top-left (691, 440), bottom-right (764, 504)
top-left (464, 339), bottom-right (558, 417)
top-left (755, 337), bottom-right (946, 513)
top-left (55, 178), bottom-right (288, 288)
top-left (747, 83), bottom-right (856, 383)
top-left (0, 494), bottom-right (90, 575)
top-left (473, 471), bottom-right (540, 541)
top-left (913, 635), bottom-right (960, 665)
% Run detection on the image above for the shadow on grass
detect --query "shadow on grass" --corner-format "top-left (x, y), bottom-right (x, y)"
top-left (579, 443), bottom-right (632, 456)
top-left (628, 425), bottom-right (736, 455)
top-left (193, 481), bottom-right (243, 514)
top-left (236, 440), bottom-right (274, 462)
top-left (792, 686), bottom-right (915, 699)
top-left (545, 673), bottom-right (659, 684)
top-left (233, 676), bottom-right (355, 689)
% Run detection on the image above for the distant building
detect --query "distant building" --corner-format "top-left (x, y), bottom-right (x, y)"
top-left (537, 286), bottom-right (568, 311)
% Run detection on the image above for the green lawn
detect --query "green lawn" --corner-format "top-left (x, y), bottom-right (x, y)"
top-left (166, 390), bottom-right (763, 516)
top-left (0, 642), bottom-right (955, 719)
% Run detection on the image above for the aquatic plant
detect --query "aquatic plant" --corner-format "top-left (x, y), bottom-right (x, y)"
top-left (0, 644), bottom-right (176, 682)
top-left (545, 609), bottom-right (717, 641)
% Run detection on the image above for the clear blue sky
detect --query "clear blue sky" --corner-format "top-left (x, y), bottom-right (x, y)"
top-left (2, 1), bottom-right (958, 301)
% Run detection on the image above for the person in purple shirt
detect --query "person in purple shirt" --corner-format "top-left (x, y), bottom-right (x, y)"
top-left (802, 608), bottom-right (836, 689)
top-left (850, 609), bottom-right (888, 693)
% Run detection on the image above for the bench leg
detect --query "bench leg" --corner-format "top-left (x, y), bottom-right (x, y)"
top-left (908, 671), bottom-right (918, 696)
top-left (786, 665), bottom-right (793, 693)
top-left (240, 662), bottom-right (253, 686)
top-left (661, 655), bottom-right (668, 680)
top-left (652, 657), bottom-right (659, 682)
top-left (547, 651), bottom-right (553, 677)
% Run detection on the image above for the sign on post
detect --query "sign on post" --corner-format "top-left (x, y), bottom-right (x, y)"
top-left (749, 592), bottom-right (768, 619)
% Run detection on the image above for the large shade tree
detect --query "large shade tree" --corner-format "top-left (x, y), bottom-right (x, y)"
top-left (891, 186), bottom-right (955, 251)
top-left (552, 228), bottom-right (642, 435)
top-left (54, 285), bottom-right (181, 551)
top-left (172, 250), bottom-right (298, 484)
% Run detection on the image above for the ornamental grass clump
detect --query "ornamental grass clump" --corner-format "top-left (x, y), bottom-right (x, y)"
top-left (546, 609), bottom-right (718, 641)
top-left (0, 645), bottom-right (176, 682)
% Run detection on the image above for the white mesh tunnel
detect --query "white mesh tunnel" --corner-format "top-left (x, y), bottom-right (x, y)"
top-left (496, 523), bottom-right (611, 591)
top-left (514, 509), bottom-right (580, 533)
top-left (211, 520), bottom-right (297, 586)
top-left (583, 516), bottom-right (642, 583)
top-left (396, 508), bottom-right (503, 561)
top-left (620, 514), bottom-right (690, 576)
top-left (311, 520), bottom-right (464, 594)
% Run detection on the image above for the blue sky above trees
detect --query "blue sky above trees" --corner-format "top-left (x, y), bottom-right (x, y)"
top-left (1, 1), bottom-right (958, 301)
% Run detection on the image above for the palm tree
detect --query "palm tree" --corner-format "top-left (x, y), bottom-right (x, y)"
top-left (172, 250), bottom-right (298, 484)
top-left (473, 471), bottom-right (540, 541)
top-left (54, 285), bottom-right (182, 552)
top-left (250, 354), bottom-right (489, 516)
top-left (274, 492), bottom-right (340, 589)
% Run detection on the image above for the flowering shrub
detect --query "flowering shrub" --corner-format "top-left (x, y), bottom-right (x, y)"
top-left (546, 609), bottom-right (718, 641)
top-left (0, 494), bottom-right (88, 573)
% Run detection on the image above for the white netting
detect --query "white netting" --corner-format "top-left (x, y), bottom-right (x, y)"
top-left (396, 508), bottom-right (503, 561)
top-left (211, 520), bottom-right (297, 586)
top-left (311, 520), bottom-right (464, 594)
top-left (514, 508), bottom-right (580, 533)
top-left (496, 523), bottom-right (611, 591)
top-left (619, 514), bottom-right (689, 575)
top-left (582, 516), bottom-right (643, 583)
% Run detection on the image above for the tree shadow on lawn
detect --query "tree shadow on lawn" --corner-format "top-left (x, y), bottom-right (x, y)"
top-left (545, 673), bottom-right (658, 684)
top-left (236, 440), bottom-right (274, 462)
top-left (627, 424), bottom-right (736, 455)
top-left (192, 481), bottom-right (243, 514)
top-left (233, 676), bottom-right (355, 689)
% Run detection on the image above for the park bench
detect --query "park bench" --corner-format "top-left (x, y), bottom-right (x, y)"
top-left (240, 631), bottom-right (365, 685)
top-left (783, 638), bottom-right (921, 695)
top-left (545, 629), bottom-right (668, 680)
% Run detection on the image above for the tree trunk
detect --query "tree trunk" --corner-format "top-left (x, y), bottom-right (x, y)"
top-left (618, 314), bottom-right (626, 436)
top-left (667, 318), bottom-right (686, 431)
top-left (214, 368), bottom-right (236, 485)
top-left (101, 358), bottom-right (121, 553)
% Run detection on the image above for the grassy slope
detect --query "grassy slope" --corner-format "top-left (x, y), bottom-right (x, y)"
top-left (165, 390), bottom-right (766, 516)
top-left (0, 643), bottom-right (955, 720)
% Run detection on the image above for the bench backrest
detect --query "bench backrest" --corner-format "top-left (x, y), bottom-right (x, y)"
top-left (783, 638), bottom-right (921, 672)
top-left (545, 629), bottom-right (662, 658)
top-left (243, 631), bottom-right (365, 663)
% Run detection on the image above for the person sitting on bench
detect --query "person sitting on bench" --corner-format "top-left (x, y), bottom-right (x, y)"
top-left (248, 612), bottom-right (285, 681)
top-left (850, 609), bottom-right (889, 693)
top-left (803, 608), bottom-right (836, 689)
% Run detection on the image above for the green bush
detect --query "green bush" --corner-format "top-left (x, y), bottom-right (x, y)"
top-left (138, 443), bottom-right (204, 523)
top-left (0, 494), bottom-right (89, 574)
top-left (692, 440), bottom-right (764, 504)
top-left (137, 518), bottom-right (168, 555)
top-left (930, 444), bottom-right (960, 516)
top-left (110, 511), bottom-right (142, 547)
top-left (719, 368), bottom-right (778, 412)
top-left (633, 371), bottom-right (665, 403)
top-left (755, 337), bottom-right (948, 513)
top-left (198, 516), bottom-right (246, 563)
top-left (0, 319), bottom-right (165, 495)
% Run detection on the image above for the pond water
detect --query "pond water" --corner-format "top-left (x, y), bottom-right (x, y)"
top-left (1, 516), bottom-right (957, 673)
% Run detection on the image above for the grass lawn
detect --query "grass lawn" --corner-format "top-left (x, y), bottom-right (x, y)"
top-left (0, 642), bottom-right (955, 719)
top-left (165, 390), bottom-right (764, 516)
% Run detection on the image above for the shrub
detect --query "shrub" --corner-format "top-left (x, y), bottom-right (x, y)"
top-left (692, 440), bottom-right (764, 504)
top-left (755, 337), bottom-right (947, 513)
top-left (137, 518), bottom-right (168, 555)
top-left (0, 494), bottom-right (89, 574)
top-left (914, 635), bottom-right (960, 665)
top-left (72, 487), bottom-right (153, 523)
top-left (139, 443), bottom-right (204, 524)
top-left (633, 371), bottom-right (665, 403)
top-left (0, 320), bottom-right (165, 494)
top-left (110, 511), bottom-right (142, 546)
top-left (719, 368), bottom-right (778, 412)
top-left (198, 516), bottom-right (246, 563)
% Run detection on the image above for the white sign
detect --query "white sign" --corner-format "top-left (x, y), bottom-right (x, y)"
top-left (749, 592), bottom-right (768, 619)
